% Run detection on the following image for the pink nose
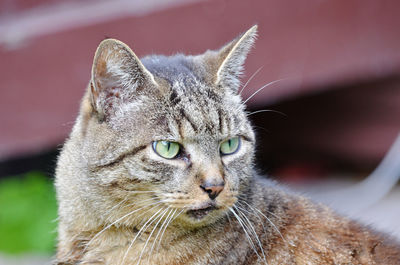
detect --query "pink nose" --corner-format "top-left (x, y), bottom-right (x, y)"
top-left (200, 182), bottom-right (225, 200)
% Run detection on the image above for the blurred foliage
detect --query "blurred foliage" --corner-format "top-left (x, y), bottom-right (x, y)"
top-left (0, 172), bottom-right (57, 254)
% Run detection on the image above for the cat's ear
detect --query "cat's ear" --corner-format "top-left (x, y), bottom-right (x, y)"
top-left (213, 25), bottom-right (257, 91)
top-left (90, 39), bottom-right (157, 121)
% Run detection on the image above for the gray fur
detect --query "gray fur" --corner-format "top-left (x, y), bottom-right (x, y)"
top-left (55, 25), bottom-right (400, 264)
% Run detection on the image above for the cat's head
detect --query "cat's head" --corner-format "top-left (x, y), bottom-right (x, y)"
top-left (77, 26), bottom-right (257, 228)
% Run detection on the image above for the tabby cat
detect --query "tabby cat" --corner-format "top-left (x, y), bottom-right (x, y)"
top-left (55, 25), bottom-right (400, 264)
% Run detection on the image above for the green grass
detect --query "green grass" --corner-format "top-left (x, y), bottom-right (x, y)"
top-left (0, 172), bottom-right (57, 254)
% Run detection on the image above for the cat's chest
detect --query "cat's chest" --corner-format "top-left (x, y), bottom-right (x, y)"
top-left (102, 244), bottom-right (183, 265)
top-left (82, 230), bottom-right (220, 265)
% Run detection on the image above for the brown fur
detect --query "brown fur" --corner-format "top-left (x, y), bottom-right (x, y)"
top-left (55, 26), bottom-right (400, 264)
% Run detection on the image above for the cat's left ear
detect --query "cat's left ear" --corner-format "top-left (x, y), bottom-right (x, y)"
top-left (212, 25), bottom-right (258, 92)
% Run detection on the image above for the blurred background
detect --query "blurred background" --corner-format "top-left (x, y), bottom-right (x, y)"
top-left (0, 0), bottom-right (399, 263)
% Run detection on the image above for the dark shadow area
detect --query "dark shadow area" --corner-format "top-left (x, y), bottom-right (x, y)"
top-left (250, 75), bottom-right (400, 182)
top-left (0, 148), bottom-right (60, 179)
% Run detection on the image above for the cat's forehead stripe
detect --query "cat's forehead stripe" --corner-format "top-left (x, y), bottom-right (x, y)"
top-left (178, 108), bottom-right (199, 133)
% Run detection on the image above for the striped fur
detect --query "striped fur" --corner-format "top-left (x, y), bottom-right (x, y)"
top-left (55, 26), bottom-right (400, 264)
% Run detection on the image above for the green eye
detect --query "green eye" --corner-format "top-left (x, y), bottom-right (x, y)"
top-left (220, 137), bottom-right (240, 155)
top-left (153, 141), bottom-right (180, 159)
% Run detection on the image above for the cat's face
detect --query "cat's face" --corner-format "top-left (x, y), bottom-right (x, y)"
top-left (79, 26), bottom-right (257, 228)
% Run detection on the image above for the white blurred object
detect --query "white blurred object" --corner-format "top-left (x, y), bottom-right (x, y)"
top-left (295, 133), bottom-right (400, 239)
top-left (318, 133), bottom-right (400, 214)
top-left (0, 255), bottom-right (52, 265)
top-left (0, 0), bottom-right (204, 49)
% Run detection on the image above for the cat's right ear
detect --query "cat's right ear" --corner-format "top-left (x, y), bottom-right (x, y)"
top-left (210, 25), bottom-right (258, 93)
top-left (90, 39), bottom-right (157, 121)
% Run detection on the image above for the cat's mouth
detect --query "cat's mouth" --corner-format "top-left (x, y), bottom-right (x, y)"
top-left (186, 204), bottom-right (218, 220)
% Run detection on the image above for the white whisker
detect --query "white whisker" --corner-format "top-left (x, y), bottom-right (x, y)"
top-left (85, 200), bottom-right (164, 252)
top-left (136, 207), bottom-right (169, 265)
top-left (229, 207), bottom-right (261, 260)
top-left (247, 109), bottom-right (287, 117)
top-left (148, 208), bottom-right (174, 259)
top-left (156, 208), bottom-right (178, 251)
top-left (243, 79), bottom-right (286, 104)
top-left (127, 190), bottom-right (159, 194)
top-left (121, 207), bottom-right (165, 265)
top-left (239, 66), bottom-right (263, 95)
top-left (156, 208), bottom-right (185, 251)
top-left (109, 197), bottom-right (159, 222)
top-left (128, 201), bottom-right (166, 225)
top-left (240, 200), bottom-right (292, 246)
top-left (234, 205), bottom-right (268, 264)
top-left (240, 200), bottom-right (282, 221)
top-left (236, 202), bottom-right (267, 234)
top-left (104, 198), bottom-right (129, 222)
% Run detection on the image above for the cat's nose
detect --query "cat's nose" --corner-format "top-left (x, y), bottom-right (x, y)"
top-left (200, 181), bottom-right (224, 200)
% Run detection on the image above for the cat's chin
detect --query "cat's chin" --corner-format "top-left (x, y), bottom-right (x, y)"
top-left (186, 205), bottom-right (218, 220)
top-left (176, 203), bottom-right (228, 227)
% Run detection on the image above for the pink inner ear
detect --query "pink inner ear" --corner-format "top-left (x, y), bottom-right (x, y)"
top-left (91, 74), bottom-right (124, 119)
top-left (104, 87), bottom-right (119, 116)
top-left (105, 86), bottom-right (121, 103)
top-left (101, 85), bottom-right (123, 118)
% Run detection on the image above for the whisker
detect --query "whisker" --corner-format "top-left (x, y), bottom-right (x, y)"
top-left (104, 198), bottom-right (128, 222)
top-left (239, 66), bottom-right (263, 95)
top-left (240, 199), bottom-right (282, 222)
top-left (229, 207), bottom-right (261, 260)
top-left (156, 208), bottom-right (178, 251)
top-left (237, 196), bottom-right (278, 223)
top-left (105, 197), bottom-right (159, 223)
top-left (127, 190), bottom-right (160, 194)
top-left (148, 208), bottom-right (174, 259)
top-left (235, 202), bottom-right (267, 234)
top-left (243, 79), bottom-right (286, 104)
top-left (252, 125), bottom-right (270, 134)
top-left (156, 208), bottom-right (185, 251)
top-left (112, 197), bottom-right (157, 212)
top-left (240, 200), bottom-right (292, 246)
top-left (121, 207), bottom-right (165, 265)
top-left (128, 201), bottom-right (167, 225)
top-left (85, 200), bottom-right (164, 251)
top-left (136, 207), bottom-right (170, 265)
top-left (234, 205), bottom-right (268, 264)
top-left (247, 109), bottom-right (287, 117)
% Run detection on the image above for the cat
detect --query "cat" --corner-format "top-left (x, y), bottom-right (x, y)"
top-left (55, 25), bottom-right (400, 264)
